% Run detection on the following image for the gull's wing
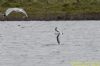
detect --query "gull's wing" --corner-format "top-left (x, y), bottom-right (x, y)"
top-left (5, 8), bottom-right (14, 16)
top-left (5, 8), bottom-right (28, 17)
top-left (19, 9), bottom-right (28, 17)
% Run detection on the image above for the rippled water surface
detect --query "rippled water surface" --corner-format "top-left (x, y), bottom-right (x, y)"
top-left (0, 21), bottom-right (100, 66)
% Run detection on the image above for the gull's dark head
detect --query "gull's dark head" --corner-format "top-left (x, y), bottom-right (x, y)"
top-left (3, 14), bottom-right (6, 17)
top-left (55, 27), bottom-right (57, 29)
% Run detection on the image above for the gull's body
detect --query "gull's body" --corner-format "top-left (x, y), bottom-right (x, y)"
top-left (4, 8), bottom-right (28, 17)
top-left (55, 27), bottom-right (61, 45)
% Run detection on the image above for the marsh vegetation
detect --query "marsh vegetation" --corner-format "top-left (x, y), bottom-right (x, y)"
top-left (0, 0), bottom-right (100, 20)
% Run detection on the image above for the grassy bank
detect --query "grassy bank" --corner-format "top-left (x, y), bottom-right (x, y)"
top-left (0, 0), bottom-right (100, 20)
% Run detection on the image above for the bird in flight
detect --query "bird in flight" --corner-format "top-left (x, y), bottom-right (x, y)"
top-left (4, 8), bottom-right (28, 17)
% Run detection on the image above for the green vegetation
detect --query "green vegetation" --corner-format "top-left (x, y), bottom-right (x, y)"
top-left (0, 0), bottom-right (100, 18)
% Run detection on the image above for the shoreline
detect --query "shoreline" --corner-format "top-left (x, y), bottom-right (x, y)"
top-left (0, 13), bottom-right (100, 21)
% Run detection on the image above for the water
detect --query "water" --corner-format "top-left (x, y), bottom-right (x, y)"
top-left (0, 21), bottom-right (100, 66)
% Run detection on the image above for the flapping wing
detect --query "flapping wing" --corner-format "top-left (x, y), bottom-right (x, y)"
top-left (5, 8), bottom-right (14, 16)
top-left (19, 9), bottom-right (28, 17)
top-left (5, 8), bottom-right (28, 17)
